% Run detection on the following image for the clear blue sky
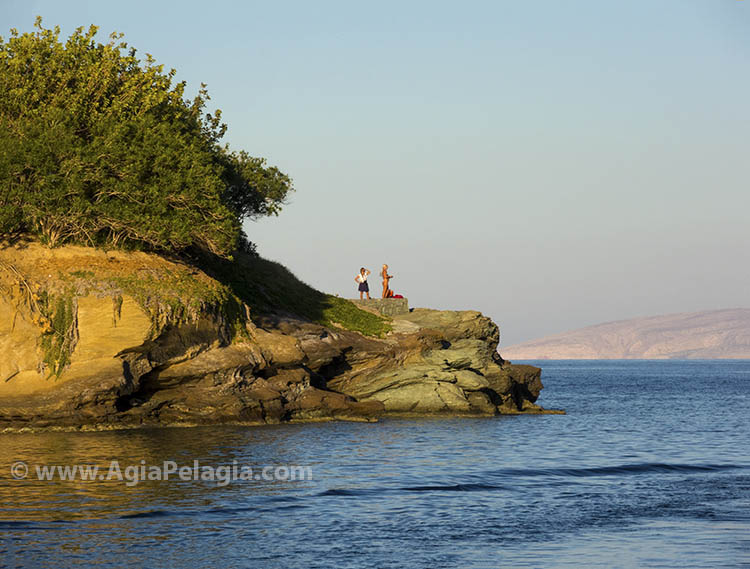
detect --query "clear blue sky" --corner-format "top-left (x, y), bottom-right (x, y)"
top-left (3, 0), bottom-right (749, 346)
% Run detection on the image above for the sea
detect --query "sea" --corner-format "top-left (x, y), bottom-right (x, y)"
top-left (1, 360), bottom-right (748, 568)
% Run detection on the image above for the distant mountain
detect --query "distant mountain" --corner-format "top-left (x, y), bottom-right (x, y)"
top-left (502, 309), bottom-right (750, 360)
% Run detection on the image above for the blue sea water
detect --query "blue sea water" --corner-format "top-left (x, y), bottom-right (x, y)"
top-left (1, 360), bottom-right (749, 568)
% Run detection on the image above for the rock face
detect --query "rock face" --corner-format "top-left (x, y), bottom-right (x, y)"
top-left (327, 309), bottom-right (544, 415)
top-left (503, 309), bottom-right (750, 360)
top-left (351, 298), bottom-right (409, 316)
top-left (0, 244), bottom-right (554, 430)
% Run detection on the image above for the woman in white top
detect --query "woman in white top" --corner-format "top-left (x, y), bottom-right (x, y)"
top-left (355, 267), bottom-right (371, 299)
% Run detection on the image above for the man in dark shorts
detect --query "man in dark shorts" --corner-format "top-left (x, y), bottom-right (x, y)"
top-left (355, 267), bottom-right (371, 299)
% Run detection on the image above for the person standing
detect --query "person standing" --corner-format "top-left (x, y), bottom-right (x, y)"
top-left (381, 264), bottom-right (394, 298)
top-left (355, 267), bottom-right (371, 299)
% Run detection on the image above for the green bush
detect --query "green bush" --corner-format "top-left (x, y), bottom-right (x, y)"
top-left (0, 18), bottom-right (292, 255)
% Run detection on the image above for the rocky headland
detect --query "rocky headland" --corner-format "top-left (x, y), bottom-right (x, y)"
top-left (0, 241), bottom-right (558, 431)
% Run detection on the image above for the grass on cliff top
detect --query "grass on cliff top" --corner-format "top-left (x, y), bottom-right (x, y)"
top-left (63, 256), bottom-right (247, 341)
top-left (63, 250), bottom-right (390, 337)
top-left (200, 252), bottom-right (392, 337)
top-left (4, 239), bottom-right (390, 340)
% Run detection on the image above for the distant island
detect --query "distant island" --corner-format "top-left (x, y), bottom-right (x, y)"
top-left (502, 309), bottom-right (750, 360)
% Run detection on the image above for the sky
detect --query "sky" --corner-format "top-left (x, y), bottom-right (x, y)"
top-left (2, 0), bottom-right (749, 346)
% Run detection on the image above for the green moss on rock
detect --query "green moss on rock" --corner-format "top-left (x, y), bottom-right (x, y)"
top-left (38, 289), bottom-right (77, 378)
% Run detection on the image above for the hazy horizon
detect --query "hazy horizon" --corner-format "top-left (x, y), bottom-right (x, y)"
top-left (3, 0), bottom-right (748, 345)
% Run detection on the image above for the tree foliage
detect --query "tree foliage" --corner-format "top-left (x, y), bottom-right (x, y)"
top-left (0, 18), bottom-right (292, 255)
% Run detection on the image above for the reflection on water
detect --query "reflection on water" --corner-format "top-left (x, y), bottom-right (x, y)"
top-left (1, 425), bottom-right (327, 521)
top-left (1, 361), bottom-right (749, 568)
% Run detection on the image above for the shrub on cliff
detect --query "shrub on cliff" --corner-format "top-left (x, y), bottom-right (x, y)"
top-left (0, 18), bottom-right (292, 255)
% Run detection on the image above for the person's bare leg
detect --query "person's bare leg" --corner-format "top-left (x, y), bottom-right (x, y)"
top-left (366, 291), bottom-right (370, 299)
top-left (360, 291), bottom-right (364, 299)
top-left (382, 283), bottom-right (387, 298)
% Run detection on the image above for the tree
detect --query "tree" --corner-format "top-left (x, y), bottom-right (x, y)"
top-left (0, 18), bottom-right (292, 255)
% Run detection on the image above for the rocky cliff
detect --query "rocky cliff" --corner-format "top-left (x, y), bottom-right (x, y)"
top-left (0, 242), bottom-right (557, 431)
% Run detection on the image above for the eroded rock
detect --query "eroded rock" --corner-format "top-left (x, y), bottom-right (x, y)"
top-left (0, 247), bottom-right (556, 431)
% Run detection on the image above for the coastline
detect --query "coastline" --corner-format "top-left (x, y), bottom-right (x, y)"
top-left (0, 242), bottom-right (560, 431)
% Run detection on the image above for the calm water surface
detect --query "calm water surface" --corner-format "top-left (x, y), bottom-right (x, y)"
top-left (1, 360), bottom-right (749, 568)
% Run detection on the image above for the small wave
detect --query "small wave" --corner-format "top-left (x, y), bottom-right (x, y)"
top-left (318, 482), bottom-right (510, 497)
top-left (403, 483), bottom-right (508, 493)
top-left (487, 462), bottom-right (741, 478)
top-left (0, 520), bottom-right (41, 529)
top-left (116, 496), bottom-right (310, 520)
top-left (0, 519), bottom-right (76, 528)
top-left (119, 510), bottom-right (175, 519)
top-left (318, 488), bottom-right (376, 497)
top-left (315, 463), bottom-right (742, 498)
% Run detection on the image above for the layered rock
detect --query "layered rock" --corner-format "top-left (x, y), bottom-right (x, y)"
top-left (325, 309), bottom-right (546, 415)
top-left (0, 244), bottom-right (557, 430)
top-left (351, 298), bottom-right (409, 316)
